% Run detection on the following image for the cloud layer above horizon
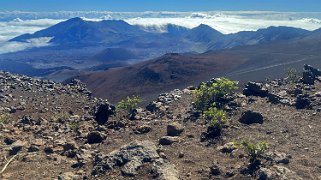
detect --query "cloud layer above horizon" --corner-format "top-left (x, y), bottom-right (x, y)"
top-left (1, 11), bottom-right (321, 54)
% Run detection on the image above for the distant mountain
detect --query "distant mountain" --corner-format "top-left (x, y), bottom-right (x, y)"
top-left (11, 17), bottom-right (147, 45)
top-left (208, 26), bottom-right (310, 50)
top-left (93, 48), bottom-right (138, 62)
top-left (185, 24), bottom-right (224, 43)
top-left (9, 18), bottom-right (311, 51)
top-left (164, 24), bottom-right (190, 37)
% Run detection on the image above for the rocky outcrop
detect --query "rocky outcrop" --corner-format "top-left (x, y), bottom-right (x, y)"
top-left (243, 82), bottom-right (269, 97)
top-left (94, 101), bottom-right (115, 125)
top-left (302, 64), bottom-right (321, 85)
top-left (92, 140), bottom-right (178, 179)
top-left (259, 165), bottom-right (302, 180)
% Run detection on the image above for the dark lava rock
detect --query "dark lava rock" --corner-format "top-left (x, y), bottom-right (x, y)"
top-left (9, 140), bottom-right (25, 155)
top-left (87, 131), bottom-right (105, 144)
top-left (201, 125), bottom-right (222, 141)
top-left (302, 64), bottom-right (321, 85)
top-left (302, 71), bottom-right (315, 85)
top-left (243, 82), bottom-right (269, 97)
top-left (134, 125), bottom-right (151, 134)
top-left (167, 122), bottom-right (184, 136)
top-left (4, 137), bottom-right (15, 145)
top-left (295, 94), bottom-right (311, 109)
top-left (146, 101), bottom-right (162, 112)
top-left (19, 116), bottom-right (32, 124)
top-left (210, 162), bottom-right (222, 176)
top-left (94, 101), bottom-right (115, 125)
top-left (28, 145), bottom-right (40, 152)
top-left (239, 110), bottom-right (264, 124)
top-left (159, 136), bottom-right (179, 145)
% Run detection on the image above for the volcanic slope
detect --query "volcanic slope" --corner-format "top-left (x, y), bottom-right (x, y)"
top-left (0, 65), bottom-right (321, 179)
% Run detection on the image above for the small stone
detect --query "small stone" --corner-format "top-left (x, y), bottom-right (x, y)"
top-left (210, 162), bottom-right (221, 176)
top-left (134, 125), bottom-right (151, 134)
top-left (9, 140), bottom-right (26, 155)
top-left (178, 152), bottom-right (184, 158)
top-left (28, 145), bottom-right (40, 152)
top-left (217, 142), bottom-right (237, 153)
top-left (58, 172), bottom-right (80, 180)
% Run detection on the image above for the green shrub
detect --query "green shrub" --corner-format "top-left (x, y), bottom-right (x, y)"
top-left (69, 121), bottom-right (81, 132)
top-left (0, 114), bottom-right (9, 124)
top-left (287, 68), bottom-right (299, 83)
top-left (53, 112), bottom-right (71, 122)
top-left (195, 78), bottom-right (238, 112)
top-left (204, 105), bottom-right (227, 130)
top-left (241, 140), bottom-right (268, 162)
top-left (116, 95), bottom-right (141, 114)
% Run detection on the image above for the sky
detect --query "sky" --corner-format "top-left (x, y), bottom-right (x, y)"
top-left (0, 0), bottom-right (320, 12)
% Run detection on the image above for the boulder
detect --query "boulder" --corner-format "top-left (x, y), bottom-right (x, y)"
top-left (146, 101), bottom-right (162, 112)
top-left (243, 82), bottom-right (268, 97)
top-left (295, 94), bottom-right (311, 109)
top-left (259, 165), bottom-right (302, 180)
top-left (302, 71), bottom-right (315, 85)
top-left (239, 110), bottom-right (264, 124)
top-left (92, 140), bottom-right (178, 179)
top-left (167, 122), bottom-right (184, 136)
top-left (265, 151), bottom-right (291, 164)
top-left (159, 136), bottom-right (180, 145)
top-left (87, 131), bottom-right (105, 144)
top-left (302, 64), bottom-right (321, 85)
top-left (94, 101), bottom-right (115, 125)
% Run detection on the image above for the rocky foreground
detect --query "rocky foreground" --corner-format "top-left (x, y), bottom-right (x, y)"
top-left (0, 65), bottom-right (321, 180)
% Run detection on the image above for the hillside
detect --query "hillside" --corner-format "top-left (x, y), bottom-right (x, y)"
top-left (75, 29), bottom-right (321, 103)
top-left (0, 65), bottom-right (321, 179)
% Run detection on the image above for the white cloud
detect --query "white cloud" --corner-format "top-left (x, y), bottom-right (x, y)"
top-left (125, 14), bottom-right (321, 34)
top-left (0, 37), bottom-right (53, 54)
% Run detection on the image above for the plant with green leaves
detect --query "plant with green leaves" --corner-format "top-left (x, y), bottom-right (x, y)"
top-left (241, 140), bottom-right (269, 163)
top-left (0, 114), bottom-right (9, 124)
top-left (204, 105), bottom-right (227, 129)
top-left (287, 68), bottom-right (300, 83)
top-left (69, 121), bottom-right (81, 132)
top-left (194, 78), bottom-right (238, 112)
top-left (53, 112), bottom-right (71, 122)
top-left (116, 95), bottom-right (141, 114)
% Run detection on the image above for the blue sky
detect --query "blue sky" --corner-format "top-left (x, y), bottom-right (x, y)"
top-left (0, 0), bottom-right (320, 12)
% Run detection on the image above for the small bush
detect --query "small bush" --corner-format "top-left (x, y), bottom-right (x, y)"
top-left (0, 114), bottom-right (9, 124)
top-left (116, 95), bottom-right (141, 114)
top-left (53, 112), bottom-right (71, 122)
top-left (241, 140), bottom-right (268, 162)
top-left (69, 121), bottom-right (81, 132)
top-left (204, 106), bottom-right (227, 129)
top-left (287, 68), bottom-right (299, 83)
top-left (195, 78), bottom-right (238, 112)
top-left (202, 106), bottom-right (227, 137)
